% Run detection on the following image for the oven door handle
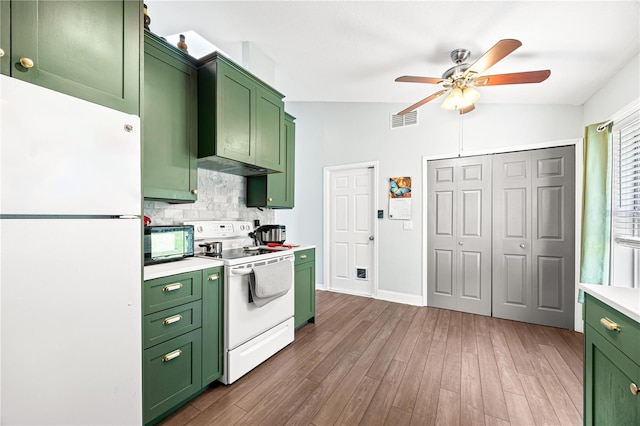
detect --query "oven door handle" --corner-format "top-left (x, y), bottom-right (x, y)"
top-left (230, 268), bottom-right (254, 276)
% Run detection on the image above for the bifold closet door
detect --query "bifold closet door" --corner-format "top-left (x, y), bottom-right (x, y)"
top-left (492, 146), bottom-right (575, 329)
top-left (427, 155), bottom-right (492, 316)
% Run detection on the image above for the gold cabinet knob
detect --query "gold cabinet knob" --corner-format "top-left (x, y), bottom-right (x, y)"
top-left (268, 197), bottom-right (273, 202)
top-left (20, 57), bottom-right (34, 68)
top-left (631, 383), bottom-right (639, 396)
top-left (191, 189), bottom-right (198, 195)
top-left (0, 48), bottom-right (5, 57)
top-left (600, 317), bottom-right (620, 332)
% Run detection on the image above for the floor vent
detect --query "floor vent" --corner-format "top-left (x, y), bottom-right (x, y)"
top-left (390, 111), bottom-right (418, 129)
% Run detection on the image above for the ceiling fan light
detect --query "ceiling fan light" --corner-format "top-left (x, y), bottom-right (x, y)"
top-left (441, 87), bottom-right (464, 110)
top-left (462, 86), bottom-right (480, 105)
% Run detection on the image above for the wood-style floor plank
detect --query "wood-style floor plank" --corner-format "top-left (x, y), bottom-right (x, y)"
top-left (159, 291), bottom-right (584, 426)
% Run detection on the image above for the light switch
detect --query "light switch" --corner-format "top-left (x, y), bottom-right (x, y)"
top-left (403, 221), bottom-right (413, 230)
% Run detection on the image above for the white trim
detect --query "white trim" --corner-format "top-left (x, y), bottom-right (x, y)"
top-left (323, 161), bottom-right (379, 298)
top-left (421, 138), bottom-right (584, 329)
top-left (376, 289), bottom-right (423, 306)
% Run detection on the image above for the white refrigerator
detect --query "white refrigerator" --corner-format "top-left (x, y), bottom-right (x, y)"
top-left (0, 75), bottom-right (142, 425)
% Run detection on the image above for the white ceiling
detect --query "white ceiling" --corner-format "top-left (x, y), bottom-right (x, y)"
top-left (147, 1), bottom-right (640, 109)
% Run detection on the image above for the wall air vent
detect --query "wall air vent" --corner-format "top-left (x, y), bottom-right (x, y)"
top-left (390, 111), bottom-right (418, 129)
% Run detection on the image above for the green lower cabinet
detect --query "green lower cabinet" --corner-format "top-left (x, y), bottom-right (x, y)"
top-left (584, 294), bottom-right (640, 426)
top-left (294, 249), bottom-right (316, 328)
top-left (143, 329), bottom-right (202, 423)
top-left (202, 267), bottom-right (224, 385)
top-left (142, 266), bottom-right (224, 424)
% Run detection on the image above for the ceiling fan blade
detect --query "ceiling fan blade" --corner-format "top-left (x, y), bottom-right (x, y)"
top-left (473, 70), bottom-right (551, 86)
top-left (395, 75), bottom-right (444, 84)
top-left (397, 89), bottom-right (448, 115)
top-left (459, 104), bottom-right (475, 115)
top-left (465, 39), bottom-right (522, 76)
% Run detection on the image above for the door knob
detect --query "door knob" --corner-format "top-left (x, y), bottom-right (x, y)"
top-left (520, 243), bottom-right (525, 249)
top-left (631, 383), bottom-right (639, 396)
top-left (369, 236), bottom-right (374, 241)
top-left (0, 48), bottom-right (5, 57)
top-left (458, 241), bottom-right (463, 246)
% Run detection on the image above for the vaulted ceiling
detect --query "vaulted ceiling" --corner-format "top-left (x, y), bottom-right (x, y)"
top-left (147, 1), bottom-right (640, 107)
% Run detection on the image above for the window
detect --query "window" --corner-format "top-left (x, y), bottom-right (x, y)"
top-left (612, 103), bottom-right (640, 248)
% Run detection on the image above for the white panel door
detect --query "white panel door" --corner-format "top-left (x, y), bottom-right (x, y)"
top-left (329, 166), bottom-right (374, 296)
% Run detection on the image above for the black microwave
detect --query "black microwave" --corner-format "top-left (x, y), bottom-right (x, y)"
top-left (144, 225), bottom-right (194, 265)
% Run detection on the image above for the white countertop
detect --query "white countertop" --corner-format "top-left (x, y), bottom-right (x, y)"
top-left (144, 257), bottom-right (224, 281)
top-left (579, 283), bottom-right (640, 323)
top-left (144, 245), bottom-right (315, 281)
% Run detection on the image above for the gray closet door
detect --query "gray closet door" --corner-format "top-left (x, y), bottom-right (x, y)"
top-left (492, 146), bottom-right (575, 328)
top-left (427, 155), bottom-right (492, 316)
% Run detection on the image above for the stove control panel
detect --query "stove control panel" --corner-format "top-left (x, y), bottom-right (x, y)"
top-left (183, 221), bottom-right (254, 240)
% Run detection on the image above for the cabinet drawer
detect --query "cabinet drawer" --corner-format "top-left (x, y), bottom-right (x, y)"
top-left (295, 248), bottom-right (315, 264)
top-left (585, 294), bottom-right (640, 361)
top-left (143, 300), bottom-right (202, 349)
top-left (143, 329), bottom-right (202, 424)
top-left (143, 271), bottom-right (202, 315)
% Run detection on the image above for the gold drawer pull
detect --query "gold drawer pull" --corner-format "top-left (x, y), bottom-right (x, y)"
top-left (631, 383), bottom-right (639, 396)
top-left (300, 255), bottom-right (307, 259)
top-left (162, 349), bottom-right (182, 362)
top-left (163, 282), bottom-right (182, 292)
top-left (208, 274), bottom-right (219, 281)
top-left (600, 317), bottom-right (620, 332)
top-left (20, 57), bottom-right (34, 68)
top-left (163, 314), bottom-right (182, 325)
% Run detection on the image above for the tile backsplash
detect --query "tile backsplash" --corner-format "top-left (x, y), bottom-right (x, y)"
top-left (143, 168), bottom-right (275, 226)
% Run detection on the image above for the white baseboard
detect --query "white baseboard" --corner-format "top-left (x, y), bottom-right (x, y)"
top-left (317, 285), bottom-right (423, 306)
top-left (375, 289), bottom-right (423, 306)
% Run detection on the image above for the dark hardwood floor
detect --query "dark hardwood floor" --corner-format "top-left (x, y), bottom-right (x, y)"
top-left (160, 290), bottom-right (584, 426)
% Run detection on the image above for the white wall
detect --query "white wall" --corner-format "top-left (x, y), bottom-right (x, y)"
top-left (276, 102), bottom-right (583, 296)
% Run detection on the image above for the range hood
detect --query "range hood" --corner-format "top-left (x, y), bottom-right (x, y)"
top-left (197, 155), bottom-right (280, 177)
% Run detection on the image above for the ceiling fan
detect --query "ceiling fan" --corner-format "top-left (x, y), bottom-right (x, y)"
top-left (395, 39), bottom-right (550, 115)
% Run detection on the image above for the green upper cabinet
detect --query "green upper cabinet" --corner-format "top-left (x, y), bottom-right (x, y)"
top-left (142, 31), bottom-right (198, 203)
top-left (198, 53), bottom-right (286, 175)
top-left (247, 113), bottom-right (295, 208)
top-left (6, 0), bottom-right (141, 115)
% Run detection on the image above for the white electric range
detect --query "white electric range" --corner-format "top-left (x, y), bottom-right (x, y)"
top-left (183, 221), bottom-right (295, 384)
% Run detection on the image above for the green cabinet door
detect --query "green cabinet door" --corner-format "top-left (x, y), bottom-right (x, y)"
top-left (201, 267), bottom-right (224, 386)
top-left (584, 324), bottom-right (640, 425)
top-left (213, 58), bottom-right (255, 164)
top-left (143, 32), bottom-right (198, 203)
top-left (143, 329), bottom-right (202, 424)
top-left (247, 113), bottom-right (295, 208)
top-left (0, 1), bottom-right (9, 76)
top-left (255, 87), bottom-right (285, 171)
top-left (294, 249), bottom-right (316, 328)
top-left (9, 0), bottom-right (140, 114)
